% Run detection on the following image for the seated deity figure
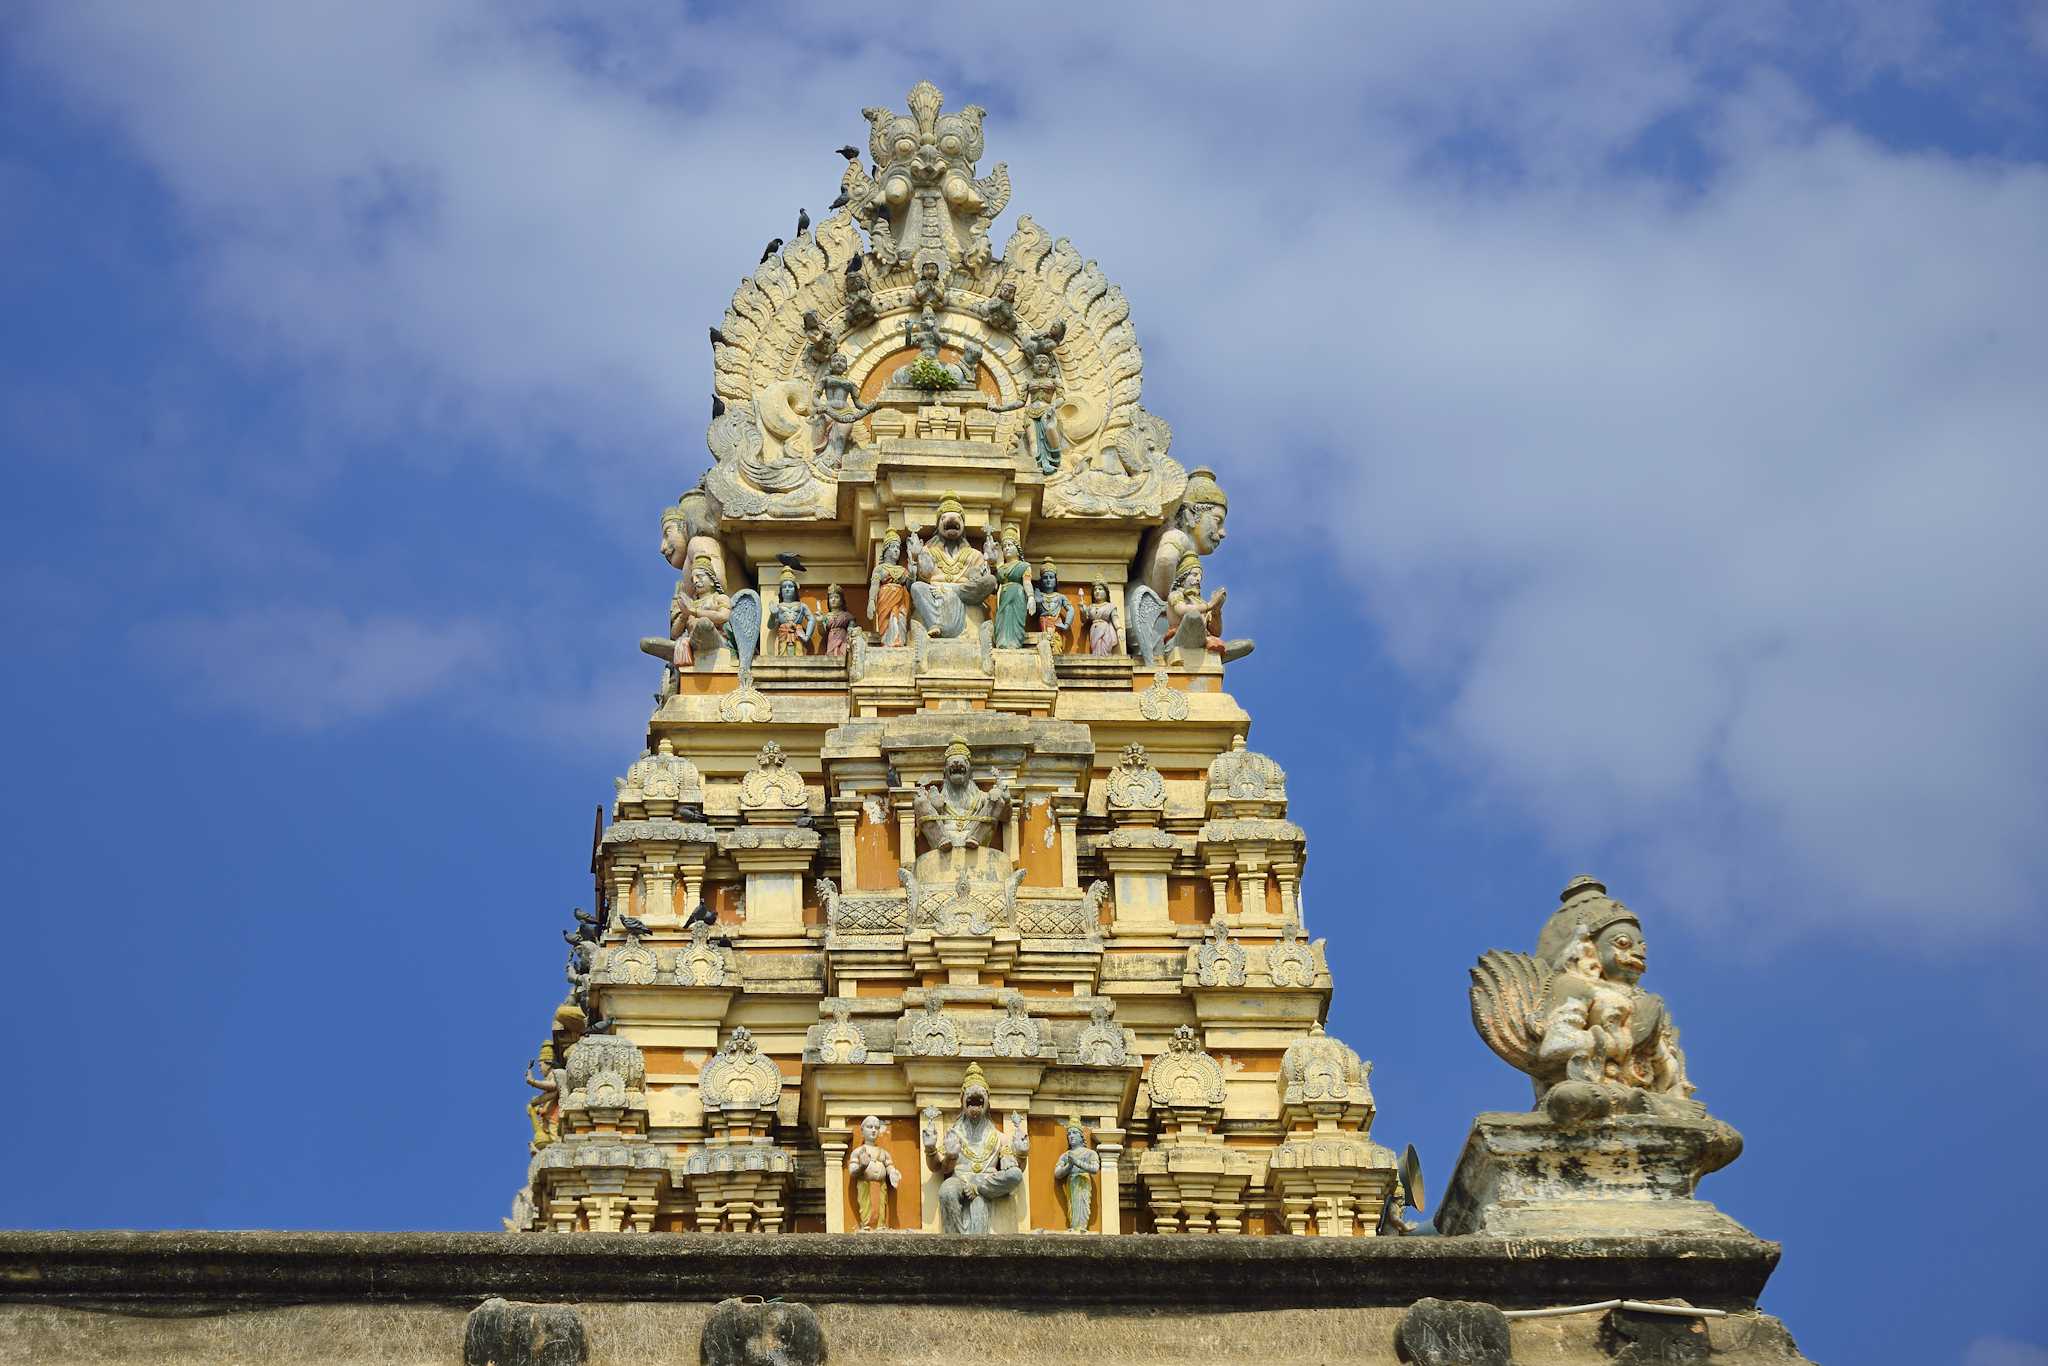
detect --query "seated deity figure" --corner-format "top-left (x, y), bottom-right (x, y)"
top-left (912, 738), bottom-right (1011, 881)
top-left (847, 1115), bottom-right (903, 1231)
top-left (1128, 467), bottom-right (1253, 664)
top-left (923, 1063), bottom-right (1027, 1235)
top-left (662, 557), bottom-right (733, 668)
top-left (908, 494), bottom-right (997, 639)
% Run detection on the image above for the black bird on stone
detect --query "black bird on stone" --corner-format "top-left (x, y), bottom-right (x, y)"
top-left (584, 1013), bottom-right (614, 1035)
top-left (711, 396), bottom-right (725, 420)
top-left (683, 900), bottom-right (718, 931)
top-left (828, 191), bottom-right (849, 211)
top-left (572, 907), bottom-right (603, 941)
top-left (886, 763), bottom-right (903, 788)
top-left (795, 207), bottom-right (810, 236)
top-left (844, 255), bottom-right (863, 276)
top-left (793, 812), bottom-right (820, 832)
top-left (776, 551), bottom-right (807, 573)
top-left (674, 803), bottom-right (706, 824)
top-left (759, 238), bottom-right (783, 263)
top-left (616, 914), bottom-right (652, 939)
top-left (709, 325), bottom-right (728, 346)
top-left (835, 144), bottom-right (860, 161)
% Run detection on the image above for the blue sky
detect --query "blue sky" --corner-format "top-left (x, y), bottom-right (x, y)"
top-left (3, 4), bottom-right (2046, 1362)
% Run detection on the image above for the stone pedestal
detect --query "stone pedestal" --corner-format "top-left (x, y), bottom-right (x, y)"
top-left (1435, 1110), bottom-right (1748, 1238)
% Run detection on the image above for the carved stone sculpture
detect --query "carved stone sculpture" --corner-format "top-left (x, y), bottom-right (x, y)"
top-left (699, 1027), bottom-right (784, 1112)
top-left (1128, 467), bottom-right (1253, 664)
top-left (990, 532), bottom-right (1033, 649)
top-left (1035, 563), bottom-right (1072, 652)
top-left (768, 568), bottom-right (816, 656)
top-left (912, 739), bottom-right (1011, 881)
top-left (810, 356), bottom-right (879, 467)
top-left (868, 531), bottom-right (913, 647)
top-left (989, 351), bottom-right (1068, 475)
top-left (843, 82), bottom-right (1010, 271)
top-left (820, 584), bottom-right (856, 657)
top-left (923, 1062), bottom-right (1027, 1233)
top-left (847, 1115), bottom-right (903, 1231)
top-left (1082, 580), bottom-right (1122, 654)
top-left (909, 494), bottom-right (997, 639)
top-left (1052, 1119), bottom-right (1100, 1232)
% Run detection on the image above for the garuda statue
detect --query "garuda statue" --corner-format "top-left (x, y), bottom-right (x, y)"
top-left (1470, 876), bottom-right (1707, 1127)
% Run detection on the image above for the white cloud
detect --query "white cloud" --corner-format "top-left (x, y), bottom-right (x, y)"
top-left (1967, 1337), bottom-right (2048, 1366)
top-left (17, 2), bottom-right (2047, 935)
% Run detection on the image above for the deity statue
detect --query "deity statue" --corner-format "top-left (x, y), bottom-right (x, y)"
top-left (1052, 1118), bottom-right (1100, 1232)
top-left (1128, 467), bottom-right (1253, 664)
top-left (980, 279), bottom-right (1019, 334)
top-left (641, 556), bottom-right (733, 672)
top-left (991, 532), bottom-right (1034, 649)
top-left (820, 583), bottom-right (857, 657)
top-left (1166, 554), bottom-right (1227, 656)
top-left (843, 268), bottom-right (879, 328)
top-left (923, 1062), bottom-right (1028, 1234)
top-left (868, 531), bottom-right (912, 647)
top-left (1018, 319), bottom-right (1065, 369)
top-left (844, 82), bottom-right (1011, 271)
top-left (1082, 580), bottom-right (1122, 655)
top-left (800, 308), bottom-right (837, 370)
top-left (1035, 562), bottom-right (1073, 653)
top-left (658, 485), bottom-right (728, 588)
top-left (908, 493), bottom-right (997, 639)
top-left (1470, 877), bottom-right (1706, 1127)
top-left (811, 355), bottom-right (879, 466)
top-left (523, 1041), bottom-right (563, 1153)
top-left (913, 739), bottom-right (1010, 863)
top-left (847, 1115), bottom-right (904, 1231)
top-left (912, 259), bottom-right (948, 311)
top-left (769, 568), bottom-right (816, 656)
top-left (990, 351), bottom-right (1066, 475)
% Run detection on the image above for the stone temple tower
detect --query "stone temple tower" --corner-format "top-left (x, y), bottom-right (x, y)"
top-left (511, 80), bottom-right (1402, 1238)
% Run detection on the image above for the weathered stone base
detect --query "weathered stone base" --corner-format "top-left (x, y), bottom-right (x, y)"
top-left (1437, 1110), bottom-right (1749, 1238)
top-left (0, 1230), bottom-right (1813, 1365)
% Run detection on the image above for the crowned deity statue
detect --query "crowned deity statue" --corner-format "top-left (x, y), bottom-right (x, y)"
top-left (1082, 580), bottom-right (1121, 655)
top-left (1128, 467), bottom-right (1252, 664)
top-left (991, 531), bottom-right (1034, 649)
top-left (868, 530), bottom-right (912, 647)
top-left (768, 568), bottom-right (816, 657)
top-left (1035, 562), bottom-right (1073, 652)
top-left (908, 493), bottom-right (997, 639)
top-left (1471, 877), bottom-right (1708, 1128)
top-left (1052, 1118), bottom-right (1100, 1232)
top-left (912, 740), bottom-right (1011, 880)
top-left (843, 266), bottom-right (879, 328)
top-left (980, 279), bottom-right (1019, 335)
top-left (923, 1063), bottom-right (1028, 1234)
top-left (811, 355), bottom-right (880, 467)
top-left (990, 350), bottom-right (1067, 475)
top-left (800, 308), bottom-right (837, 370)
top-left (523, 1040), bottom-right (564, 1153)
top-left (1166, 554), bottom-right (1227, 657)
top-left (847, 1115), bottom-right (904, 1231)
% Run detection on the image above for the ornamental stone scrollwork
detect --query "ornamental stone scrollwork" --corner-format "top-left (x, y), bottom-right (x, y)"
top-left (717, 687), bottom-right (774, 722)
top-left (905, 864), bottom-right (1023, 935)
top-left (562, 1033), bottom-right (647, 1112)
top-left (1015, 881), bottom-right (1107, 938)
top-left (903, 995), bottom-right (961, 1057)
top-left (1147, 1025), bottom-right (1225, 1110)
top-left (721, 826), bottom-right (822, 851)
top-left (1104, 743), bottom-right (1168, 815)
top-left (699, 1027), bottom-right (784, 1111)
top-left (1074, 1002), bottom-right (1132, 1067)
top-left (613, 738), bottom-right (704, 819)
top-left (811, 1000), bottom-right (869, 1064)
top-left (990, 996), bottom-right (1042, 1058)
top-left (1266, 919), bottom-right (1319, 989)
top-left (1192, 919), bottom-right (1249, 988)
top-left (817, 876), bottom-right (908, 934)
top-left (1281, 1023), bottom-right (1374, 1120)
top-left (1206, 735), bottom-right (1288, 810)
top-left (1137, 666), bottom-right (1190, 721)
top-left (1096, 827), bottom-right (1177, 851)
top-left (739, 741), bottom-right (810, 815)
top-left (602, 818), bottom-right (719, 847)
top-left (1043, 409), bottom-right (1188, 520)
top-left (843, 81), bottom-right (1009, 272)
top-left (1199, 817), bottom-right (1306, 844)
top-left (673, 922), bottom-right (735, 987)
top-left (595, 940), bottom-right (659, 986)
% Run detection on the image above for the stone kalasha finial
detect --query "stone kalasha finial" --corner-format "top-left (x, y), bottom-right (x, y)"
top-left (1470, 876), bottom-right (1711, 1127)
top-left (847, 82), bottom-right (1010, 270)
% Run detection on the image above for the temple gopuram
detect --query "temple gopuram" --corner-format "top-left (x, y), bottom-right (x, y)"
top-left (0, 83), bottom-right (1817, 1366)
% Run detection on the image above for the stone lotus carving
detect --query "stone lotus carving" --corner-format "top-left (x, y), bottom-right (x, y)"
top-left (739, 742), bottom-right (810, 814)
top-left (1192, 919), bottom-right (1249, 988)
top-left (1147, 1025), bottom-right (1225, 1109)
top-left (1074, 1002), bottom-right (1131, 1067)
top-left (699, 1027), bottom-right (784, 1111)
top-left (1266, 920), bottom-right (1319, 989)
top-left (1470, 876), bottom-right (1711, 1127)
top-left (903, 996), bottom-right (961, 1057)
top-left (1104, 743), bottom-right (1167, 814)
top-left (990, 996), bottom-right (1042, 1058)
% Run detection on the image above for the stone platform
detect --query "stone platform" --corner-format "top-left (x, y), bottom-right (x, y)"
top-left (0, 1229), bottom-right (1814, 1364)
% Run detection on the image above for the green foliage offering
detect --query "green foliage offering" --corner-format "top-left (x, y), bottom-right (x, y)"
top-left (906, 357), bottom-right (957, 392)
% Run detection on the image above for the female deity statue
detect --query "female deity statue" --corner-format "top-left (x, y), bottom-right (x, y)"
top-left (523, 1041), bottom-right (562, 1153)
top-left (769, 568), bottom-right (816, 656)
top-left (810, 355), bottom-right (879, 467)
top-left (1166, 553), bottom-right (1227, 655)
top-left (847, 1115), bottom-right (903, 1231)
top-left (991, 351), bottom-right (1066, 475)
top-left (1051, 1118), bottom-right (1100, 1232)
top-left (923, 1063), bottom-right (1027, 1234)
top-left (821, 583), bottom-right (856, 657)
top-left (1035, 561), bottom-right (1072, 653)
top-left (1082, 580), bottom-right (1122, 655)
top-left (992, 533), bottom-right (1034, 649)
top-left (869, 531), bottom-right (912, 647)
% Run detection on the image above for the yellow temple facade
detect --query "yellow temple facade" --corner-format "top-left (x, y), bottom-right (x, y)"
top-left (512, 82), bottom-right (1401, 1239)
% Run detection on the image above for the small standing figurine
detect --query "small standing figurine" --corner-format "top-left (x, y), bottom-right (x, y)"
top-left (1082, 580), bottom-right (1122, 655)
top-left (980, 279), bottom-right (1019, 334)
top-left (1166, 553), bottom-right (1226, 655)
top-left (1051, 1117), bottom-right (1100, 1232)
top-left (991, 532), bottom-right (1034, 649)
top-left (847, 1115), bottom-right (904, 1231)
top-left (990, 352), bottom-right (1066, 475)
top-left (1034, 561), bottom-right (1072, 652)
top-left (843, 268), bottom-right (878, 328)
top-left (869, 531), bottom-right (912, 647)
top-left (811, 355), bottom-right (880, 466)
top-left (523, 1042), bottom-right (562, 1153)
top-left (821, 583), bottom-right (856, 657)
top-left (800, 308), bottom-right (837, 369)
top-left (769, 567), bottom-right (816, 656)
top-left (912, 259), bottom-right (948, 311)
